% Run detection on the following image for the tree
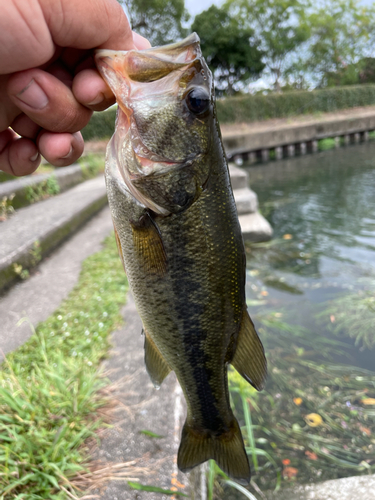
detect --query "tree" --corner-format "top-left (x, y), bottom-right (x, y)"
top-left (225, 0), bottom-right (311, 91)
top-left (122, 0), bottom-right (189, 46)
top-left (305, 0), bottom-right (373, 87)
top-left (191, 6), bottom-right (264, 96)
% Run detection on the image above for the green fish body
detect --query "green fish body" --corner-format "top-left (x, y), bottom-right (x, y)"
top-left (95, 34), bottom-right (267, 485)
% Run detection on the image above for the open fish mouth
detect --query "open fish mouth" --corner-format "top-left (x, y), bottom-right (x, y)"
top-left (95, 34), bottom-right (211, 173)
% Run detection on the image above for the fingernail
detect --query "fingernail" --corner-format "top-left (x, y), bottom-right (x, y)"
top-left (87, 94), bottom-right (104, 106)
top-left (16, 79), bottom-right (48, 109)
top-left (61, 146), bottom-right (73, 159)
top-left (30, 152), bottom-right (39, 162)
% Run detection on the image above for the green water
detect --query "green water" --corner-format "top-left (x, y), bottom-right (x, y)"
top-left (246, 142), bottom-right (375, 369)
top-left (225, 143), bottom-right (375, 497)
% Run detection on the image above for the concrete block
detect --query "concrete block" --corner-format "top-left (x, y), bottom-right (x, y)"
top-left (299, 142), bottom-right (307, 155)
top-left (238, 211), bottom-right (273, 242)
top-left (261, 149), bottom-right (269, 162)
top-left (275, 146), bottom-right (283, 160)
top-left (233, 188), bottom-right (258, 215)
top-left (287, 144), bottom-right (295, 157)
top-left (228, 163), bottom-right (249, 190)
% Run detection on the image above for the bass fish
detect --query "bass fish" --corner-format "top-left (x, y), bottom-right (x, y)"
top-left (95, 33), bottom-right (267, 484)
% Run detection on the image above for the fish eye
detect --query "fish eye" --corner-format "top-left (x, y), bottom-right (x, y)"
top-left (185, 88), bottom-right (210, 115)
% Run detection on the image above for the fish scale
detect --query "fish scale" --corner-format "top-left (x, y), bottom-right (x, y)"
top-left (96, 33), bottom-right (267, 485)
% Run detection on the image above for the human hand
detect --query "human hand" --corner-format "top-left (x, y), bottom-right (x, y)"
top-left (0, 0), bottom-right (150, 176)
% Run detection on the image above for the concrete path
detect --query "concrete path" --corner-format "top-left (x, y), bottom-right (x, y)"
top-left (96, 293), bottom-right (195, 500)
top-left (0, 206), bottom-right (113, 358)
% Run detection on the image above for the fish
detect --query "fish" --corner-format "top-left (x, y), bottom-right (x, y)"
top-left (95, 33), bottom-right (267, 485)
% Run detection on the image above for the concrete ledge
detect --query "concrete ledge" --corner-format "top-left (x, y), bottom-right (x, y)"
top-left (264, 474), bottom-right (375, 500)
top-left (222, 108), bottom-right (375, 157)
top-left (0, 164), bottom-right (85, 209)
top-left (0, 176), bottom-right (107, 293)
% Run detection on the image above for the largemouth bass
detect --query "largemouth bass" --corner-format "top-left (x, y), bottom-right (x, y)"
top-left (95, 33), bottom-right (267, 484)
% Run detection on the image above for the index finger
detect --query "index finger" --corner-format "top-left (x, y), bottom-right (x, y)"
top-left (41, 0), bottom-right (136, 51)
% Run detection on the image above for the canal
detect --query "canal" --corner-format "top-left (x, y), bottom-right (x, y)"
top-left (225, 142), bottom-right (375, 498)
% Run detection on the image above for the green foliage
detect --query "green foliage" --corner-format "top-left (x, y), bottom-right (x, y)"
top-left (0, 194), bottom-right (15, 221)
top-left (319, 288), bottom-right (375, 349)
top-left (25, 175), bottom-right (60, 204)
top-left (225, 0), bottom-right (310, 90)
top-left (215, 84), bottom-right (375, 123)
top-left (81, 108), bottom-right (116, 141)
top-left (191, 6), bottom-right (264, 95)
top-left (128, 481), bottom-right (188, 495)
top-left (0, 235), bottom-right (128, 498)
top-left (122, 0), bottom-right (189, 46)
top-left (81, 84), bottom-right (375, 137)
top-left (304, 0), bottom-right (373, 87)
top-left (79, 154), bottom-right (105, 180)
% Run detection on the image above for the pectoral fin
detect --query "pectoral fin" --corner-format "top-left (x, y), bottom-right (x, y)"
top-left (130, 212), bottom-right (167, 276)
top-left (144, 330), bottom-right (171, 389)
top-left (113, 226), bottom-right (126, 273)
top-left (231, 309), bottom-right (267, 391)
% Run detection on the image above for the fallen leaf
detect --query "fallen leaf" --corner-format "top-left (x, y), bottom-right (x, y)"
top-left (293, 397), bottom-right (303, 406)
top-left (283, 466), bottom-right (298, 479)
top-left (305, 413), bottom-right (323, 427)
top-left (283, 234), bottom-right (293, 240)
top-left (362, 398), bottom-right (375, 405)
top-left (359, 425), bottom-right (371, 436)
top-left (305, 451), bottom-right (318, 460)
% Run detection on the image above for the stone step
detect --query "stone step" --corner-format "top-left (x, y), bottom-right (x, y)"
top-left (228, 163), bottom-right (249, 190)
top-left (233, 187), bottom-right (258, 214)
top-left (0, 163), bottom-right (86, 209)
top-left (0, 176), bottom-right (107, 293)
top-left (239, 211), bottom-right (273, 242)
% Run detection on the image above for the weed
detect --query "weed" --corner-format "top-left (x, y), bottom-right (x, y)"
top-left (25, 176), bottom-right (60, 204)
top-left (0, 194), bottom-right (15, 221)
top-left (79, 154), bottom-right (105, 180)
top-left (318, 286), bottom-right (375, 349)
top-left (12, 263), bottom-right (30, 280)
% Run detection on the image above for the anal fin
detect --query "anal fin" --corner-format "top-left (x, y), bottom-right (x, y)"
top-left (231, 309), bottom-right (267, 391)
top-left (144, 330), bottom-right (171, 389)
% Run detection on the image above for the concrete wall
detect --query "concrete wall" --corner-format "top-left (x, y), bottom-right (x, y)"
top-left (222, 111), bottom-right (375, 160)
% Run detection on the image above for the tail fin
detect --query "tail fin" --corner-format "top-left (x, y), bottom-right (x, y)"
top-left (177, 418), bottom-right (250, 485)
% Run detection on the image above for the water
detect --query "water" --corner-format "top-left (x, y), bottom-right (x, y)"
top-left (226, 142), bottom-right (375, 497)
top-left (246, 143), bottom-right (375, 368)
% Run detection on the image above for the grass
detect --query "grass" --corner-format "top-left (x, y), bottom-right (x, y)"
top-left (79, 154), bottom-right (105, 180)
top-left (0, 234), bottom-right (128, 499)
top-left (318, 286), bottom-right (375, 349)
